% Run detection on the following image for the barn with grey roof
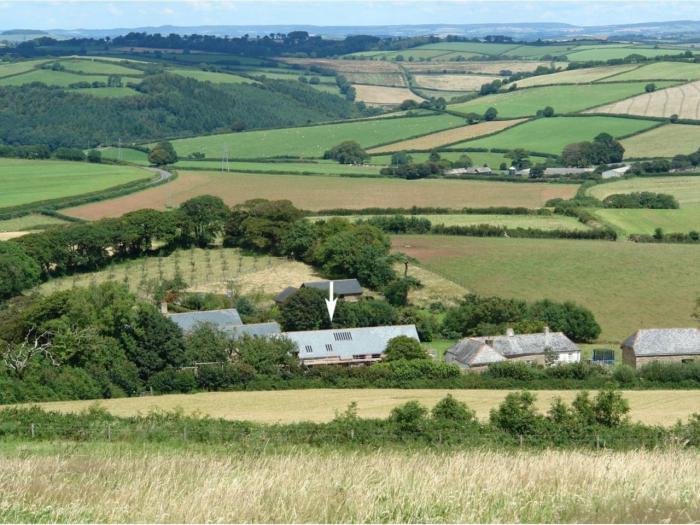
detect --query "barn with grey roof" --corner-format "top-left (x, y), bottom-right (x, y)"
top-left (280, 324), bottom-right (419, 366)
top-left (274, 279), bottom-right (364, 304)
top-left (622, 328), bottom-right (700, 368)
top-left (166, 308), bottom-right (281, 340)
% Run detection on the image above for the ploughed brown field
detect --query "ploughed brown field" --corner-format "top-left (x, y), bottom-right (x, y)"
top-left (62, 171), bottom-right (578, 219)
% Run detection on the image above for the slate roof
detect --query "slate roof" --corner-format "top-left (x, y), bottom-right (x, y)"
top-left (472, 331), bottom-right (579, 358)
top-left (445, 339), bottom-right (506, 368)
top-left (622, 328), bottom-right (700, 356)
top-left (280, 324), bottom-right (419, 361)
top-left (302, 279), bottom-right (363, 297)
top-left (224, 322), bottom-right (281, 340)
top-left (167, 308), bottom-right (243, 332)
top-left (273, 286), bottom-right (299, 303)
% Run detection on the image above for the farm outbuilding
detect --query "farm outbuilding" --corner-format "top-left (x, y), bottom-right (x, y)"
top-left (274, 279), bottom-right (364, 304)
top-left (621, 328), bottom-right (700, 368)
top-left (165, 307), bottom-right (281, 340)
top-left (281, 324), bottom-right (419, 366)
top-left (445, 327), bottom-right (581, 371)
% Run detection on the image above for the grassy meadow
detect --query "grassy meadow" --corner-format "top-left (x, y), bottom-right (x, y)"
top-left (607, 60), bottom-right (700, 81)
top-left (392, 234), bottom-right (700, 341)
top-left (62, 170), bottom-right (579, 219)
top-left (0, 213), bottom-right (69, 232)
top-left (0, 59), bottom-right (48, 78)
top-left (513, 64), bottom-right (638, 87)
top-left (166, 114), bottom-right (466, 158)
top-left (56, 58), bottom-right (143, 76)
top-left (168, 68), bottom-right (256, 84)
top-left (0, 158), bottom-right (150, 208)
top-left (588, 175), bottom-right (700, 204)
top-left (2, 444), bottom-right (698, 523)
top-left (451, 116), bottom-right (658, 154)
top-left (564, 46), bottom-right (685, 61)
top-left (174, 159), bottom-right (383, 175)
top-left (0, 69), bottom-right (108, 87)
top-left (25, 388), bottom-right (700, 425)
top-left (620, 124), bottom-right (700, 158)
top-left (447, 82), bottom-right (675, 117)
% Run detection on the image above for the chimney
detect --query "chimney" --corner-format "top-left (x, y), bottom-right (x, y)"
top-left (160, 301), bottom-right (168, 315)
top-left (506, 327), bottom-right (515, 337)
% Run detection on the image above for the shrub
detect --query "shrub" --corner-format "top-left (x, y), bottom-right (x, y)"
top-left (431, 394), bottom-right (475, 424)
top-left (490, 391), bottom-right (542, 435)
top-left (612, 364), bottom-right (637, 385)
top-left (390, 400), bottom-right (428, 434)
top-left (486, 361), bottom-right (542, 381)
top-left (384, 336), bottom-right (428, 361)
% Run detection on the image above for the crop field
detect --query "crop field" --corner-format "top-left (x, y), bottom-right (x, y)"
top-left (588, 79), bottom-right (700, 120)
top-left (403, 60), bottom-right (567, 75)
top-left (367, 119), bottom-right (526, 153)
top-left (564, 46), bottom-right (684, 61)
top-left (352, 84), bottom-right (421, 105)
top-left (413, 73), bottom-right (505, 91)
top-left (281, 57), bottom-right (402, 74)
top-left (451, 116), bottom-right (659, 155)
top-left (343, 71), bottom-right (407, 86)
top-left (606, 61), bottom-right (700, 81)
top-left (317, 213), bottom-right (591, 231)
top-left (448, 81), bottom-right (676, 118)
top-left (0, 213), bottom-right (69, 232)
top-left (392, 234), bottom-right (700, 341)
top-left (2, 445), bottom-right (698, 523)
top-left (56, 58), bottom-right (143, 76)
top-left (588, 175), bottom-right (700, 205)
top-left (168, 68), bottom-right (256, 84)
top-left (26, 388), bottom-right (700, 425)
top-left (0, 158), bottom-right (150, 208)
top-left (513, 64), bottom-right (638, 87)
top-left (62, 170), bottom-right (578, 219)
top-left (37, 246), bottom-right (315, 298)
top-left (0, 69), bottom-right (108, 87)
top-left (164, 114), bottom-right (466, 158)
top-left (620, 124), bottom-right (700, 158)
top-left (174, 159), bottom-right (383, 175)
top-left (0, 58), bottom-right (48, 78)
top-left (370, 151), bottom-right (515, 168)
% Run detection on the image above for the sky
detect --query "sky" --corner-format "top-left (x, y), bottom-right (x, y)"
top-left (1, 0), bottom-right (700, 31)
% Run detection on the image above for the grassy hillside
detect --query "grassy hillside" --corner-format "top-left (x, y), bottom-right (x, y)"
top-left (448, 82), bottom-right (677, 118)
top-left (620, 124), bottom-right (700, 158)
top-left (0, 158), bottom-right (150, 208)
top-left (451, 116), bottom-right (658, 155)
top-left (393, 234), bottom-right (700, 341)
top-left (165, 114), bottom-right (466, 158)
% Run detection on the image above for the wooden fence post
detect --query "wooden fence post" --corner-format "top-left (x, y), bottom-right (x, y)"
top-left (30, 423), bottom-right (35, 438)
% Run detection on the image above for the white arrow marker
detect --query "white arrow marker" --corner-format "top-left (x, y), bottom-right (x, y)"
top-left (325, 281), bottom-right (337, 322)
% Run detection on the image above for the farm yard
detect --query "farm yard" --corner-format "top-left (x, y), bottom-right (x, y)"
top-left (2, 444), bottom-right (698, 523)
top-left (21, 388), bottom-right (700, 425)
top-left (0, 158), bottom-right (150, 208)
top-left (61, 170), bottom-right (579, 219)
top-left (392, 234), bottom-right (700, 341)
top-left (366, 118), bottom-right (526, 153)
top-left (448, 82), bottom-right (677, 118)
top-left (588, 79), bottom-right (700, 120)
top-left (449, 116), bottom-right (659, 155)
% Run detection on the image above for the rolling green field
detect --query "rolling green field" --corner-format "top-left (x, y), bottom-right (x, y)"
top-left (0, 69), bottom-right (107, 87)
top-left (174, 159), bottom-right (383, 175)
top-left (0, 58), bottom-right (48, 78)
top-left (165, 114), bottom-right (466, 158)
top-left (451, 116), bottom-right (659, 155)
top-left (588, 176), bottom-right (700, 205)
top-left (606, 61), bottom-right (700, 81)
top-left (448, 82), bottom-right (676, 118)
top-left (564, 47), bottom-right (684, 61)
top-left (317, 213), bottom-right (591, 231)
top-left (393, 234), bottom-right (700, 341)
top-left (168, 68), bottom-right (256, 84)
top-left (0, 158), bottom-right (150, 208)
top-left (416, 42), bottom-right (523, 55)
top-left (620, 124), bottom-right (700, 158)
top-left (514, 65), bottom-right (638, 87)
top-left (98, 147), bottom-right (150, 164)
top-left (57, 58), bottom-right (143, 76)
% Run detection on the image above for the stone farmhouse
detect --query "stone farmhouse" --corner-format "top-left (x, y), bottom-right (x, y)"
top-left (621, 328), bottom-right (700, 368)
top-left (445, 327), bottom-right (580, 371)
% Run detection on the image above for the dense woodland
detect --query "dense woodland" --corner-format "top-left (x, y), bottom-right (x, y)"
top-left (0, 74), bottom-right (365, 148)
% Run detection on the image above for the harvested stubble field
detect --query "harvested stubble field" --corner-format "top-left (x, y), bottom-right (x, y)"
top-left (37, 247), bottom-right (317, 298)
top-left (403, 60), bottom-right (567, 75)
top-left (164, 113), bottom-right (466, 158)
top-left (392, 234), bottom-right (700, 341)
top-left (367, 118), bottom-right (526, 153)
top-left (620, 123), bottom-right (700, 157)
top-left (452, 116), bottom-right (658, 155)
top-left (2, 444), bottom-right (698, 523)
top-left (513, 64), bottom-right (637, 87)
top-left (588, 79), bottom-right (700, 120)
top-left (352, 84), bottom-right (421, 105)
top-left (413, 73), bottom-right (505, 91)
top-left (0, 158), bottom-right (150, 208)
top-left (344, 71), bottom-right (406, 86)
top-left (62, 171), bottom-right (578, 219)
top-left (448, 81), bottom-right (676, 118)
top-left (23, 388), bottom-right (700, 425)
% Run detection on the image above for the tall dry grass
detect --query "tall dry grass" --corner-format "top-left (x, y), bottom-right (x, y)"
top-left (1, 444), bottom-right (699, 523)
